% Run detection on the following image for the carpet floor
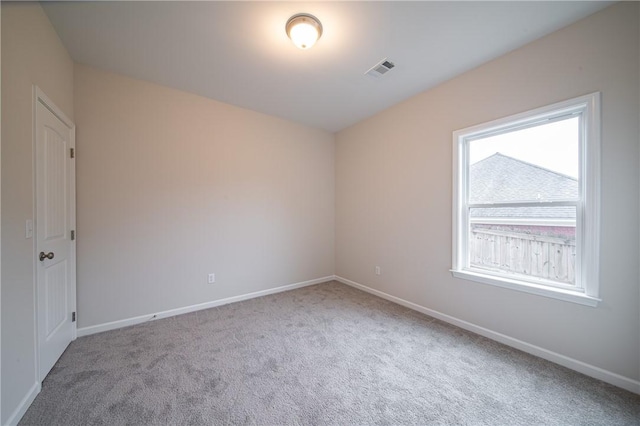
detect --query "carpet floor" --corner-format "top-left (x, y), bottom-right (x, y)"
top-left (20, 281), bottom-right (640, 425)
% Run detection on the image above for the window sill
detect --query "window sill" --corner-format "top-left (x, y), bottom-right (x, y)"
top-left (450, 269), bottom-right (600, 307)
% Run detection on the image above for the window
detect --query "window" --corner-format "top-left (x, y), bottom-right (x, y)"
top-left (451, 93), bottom-right (601, 306)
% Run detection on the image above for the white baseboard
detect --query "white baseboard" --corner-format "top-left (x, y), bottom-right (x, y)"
top-left (4, 382), bottom-right (40, 426)
top-left (77, 276), bottom-right (333, 337)
top-left (335, 275), bottom-right (640, 395)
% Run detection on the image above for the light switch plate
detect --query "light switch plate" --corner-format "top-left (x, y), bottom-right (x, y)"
top-left (26, 219), bottom-right (33, 239)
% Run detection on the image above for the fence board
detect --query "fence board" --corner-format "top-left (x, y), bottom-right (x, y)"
top-left (470, 228), bottom-right (575, 284)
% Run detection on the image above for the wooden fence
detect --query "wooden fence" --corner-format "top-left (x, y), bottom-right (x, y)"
top-left (469, 227), bottom-right (576, 284)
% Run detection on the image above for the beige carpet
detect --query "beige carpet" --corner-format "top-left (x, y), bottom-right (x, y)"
top-left (20, 281), bottom-right (640, 425)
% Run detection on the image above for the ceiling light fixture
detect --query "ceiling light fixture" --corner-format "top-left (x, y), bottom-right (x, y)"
top-left (286, 13), bottom-right (323, 50)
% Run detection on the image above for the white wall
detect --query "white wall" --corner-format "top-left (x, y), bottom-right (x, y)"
top-left (336, 2), bottom-right (639, 382)
top-left (74, 64), bottom-right (335, 329)
top-left (1, 3), bottom-right (75, 424)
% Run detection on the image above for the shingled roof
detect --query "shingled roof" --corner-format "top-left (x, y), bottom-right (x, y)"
top-left (469, 153), bottom-right (577, 220)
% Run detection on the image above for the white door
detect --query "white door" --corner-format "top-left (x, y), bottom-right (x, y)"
top-left (35, 88), bottom-right (76, 381)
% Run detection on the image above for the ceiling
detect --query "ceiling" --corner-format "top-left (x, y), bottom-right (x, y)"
top-left (42, 1), bottom-right (612, 132)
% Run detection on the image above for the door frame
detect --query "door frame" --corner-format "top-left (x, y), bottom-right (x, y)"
top-left (32, 86), bottom-right (77, 384)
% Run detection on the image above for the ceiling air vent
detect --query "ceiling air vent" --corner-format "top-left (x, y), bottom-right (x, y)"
top-left (365, 59), bottom-right (395, 78)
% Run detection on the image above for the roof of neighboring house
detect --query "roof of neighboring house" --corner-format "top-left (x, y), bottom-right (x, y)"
top-left (469, 153), bottom-right (577, 220)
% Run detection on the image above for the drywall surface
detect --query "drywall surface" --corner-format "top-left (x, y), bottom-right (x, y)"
top-left (336, 2), bottom-right (639, 381)
top-left (1, 5), bottom-right (3, 424)
top-left (74, 64), bottom-right (335, 328)
top-left (1, 2), bottom-right (74, 424)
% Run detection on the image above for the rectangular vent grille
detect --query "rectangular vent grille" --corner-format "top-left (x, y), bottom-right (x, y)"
top-left (365, 58), bottom-right (396, 78)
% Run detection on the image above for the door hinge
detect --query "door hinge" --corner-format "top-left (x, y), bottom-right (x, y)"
top-left (70, 148), bottom-right (75, 158)
top-left (71, 230), bottom-right (75, 241)
top-left (72, 312), bottom-right (76, 322)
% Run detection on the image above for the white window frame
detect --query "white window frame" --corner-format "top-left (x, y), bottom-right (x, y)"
top-left (451, 93), bottom-right (601, 307)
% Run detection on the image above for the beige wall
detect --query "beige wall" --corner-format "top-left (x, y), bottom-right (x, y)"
top-left (336, 2), bottom-right (639, 381)
top-left (1, 2), bottom-right (74, 423)
top-left (74, 64), bottom-right (335, 329)
top-left (1, 4), bottom-right (3, 423)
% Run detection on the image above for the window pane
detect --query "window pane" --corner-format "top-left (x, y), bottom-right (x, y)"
top-left (468, 117), bottom-right (579, 204)
top-left (469, 206), bottom-right (576, 286)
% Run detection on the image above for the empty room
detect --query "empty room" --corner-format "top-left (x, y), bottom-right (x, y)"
top-left (1, 1), bottom-right (639, 424)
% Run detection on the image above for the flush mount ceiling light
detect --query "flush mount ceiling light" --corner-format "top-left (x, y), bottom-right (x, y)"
top-left (286, 13), bottom-right (323, 50)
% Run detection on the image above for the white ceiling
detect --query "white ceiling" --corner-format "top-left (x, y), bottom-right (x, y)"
top-left (42, 1), bottom-right (612, 132)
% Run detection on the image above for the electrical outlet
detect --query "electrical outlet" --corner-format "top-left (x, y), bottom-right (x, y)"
top-left (375, 266), bottom-right (381, 275)
top-left (208, 273), bottom-right (215, 284)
